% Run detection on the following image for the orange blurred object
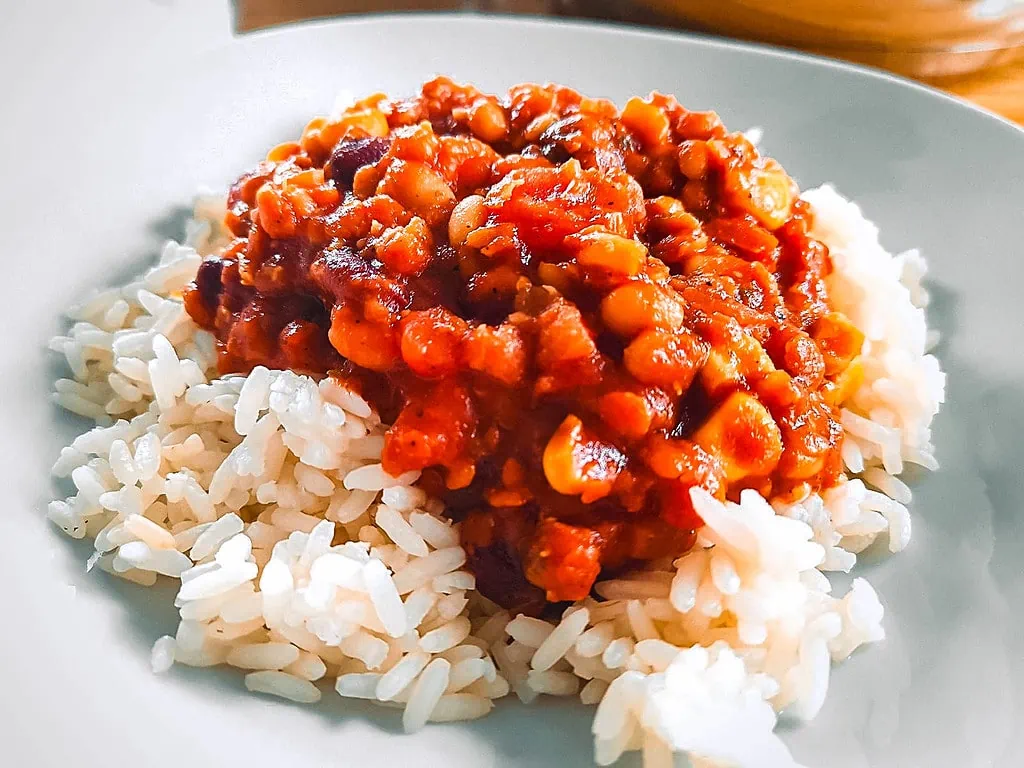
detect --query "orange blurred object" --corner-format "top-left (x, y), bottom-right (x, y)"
top-left (636, 0), bottom-right (1024, 79)
top-left (634, 0), bottom-right (1024, 123)
top-left (236, 1), bottom-right (1024, 123)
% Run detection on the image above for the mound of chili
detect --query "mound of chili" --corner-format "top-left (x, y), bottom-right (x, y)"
top-left (184, 79), bottom-right (864, 613)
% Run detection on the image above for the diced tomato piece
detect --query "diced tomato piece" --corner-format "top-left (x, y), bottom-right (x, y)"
top-left (328, 304), bottom-right (400, 372)
top-left (382, 384), bottom-right (476, 475)
top-left (524, 519), bottom-right (604, 602)
top-left (623, 328), bottom-right (709, 393)
top-left (399, 307), bottom-right (467, 378)
top-left (463, 322), bottom-right (527, 386)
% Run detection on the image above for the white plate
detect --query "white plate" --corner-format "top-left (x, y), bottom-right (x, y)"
top-left (3, 11), bottom-right (1023, 768)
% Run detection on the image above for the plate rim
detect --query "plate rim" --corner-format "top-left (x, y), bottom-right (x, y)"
top-left (233, 11), bottom-right (1024, 138)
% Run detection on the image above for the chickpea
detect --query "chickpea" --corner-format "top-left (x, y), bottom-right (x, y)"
top-left (254, 183), bottom-right (297, 239)
top-left (571, 229), bottom-right (647, 279)
top-left (523, 111), bottom-right (559, 142)
top-left (375, 217), bottom-right (434, 276)
top-left (351, 164), bottom-right (382, 200)
top-left (327, 305), bottom-right (399, 372)
top-left (266, 141), bottom-right (302, 163)
top-left (677, 110), bottom-right (725, 141)
top-left (822, 358), bottom-right (864, 407)
top-left (693, 392), bottom-right (783, 482)
top-left (378, 159), bottom-right (456, 226)
top-left (700, 328), bottom-right (775, 398)
top-left (468, 99), bottom-right (509, 144)
top-left (542, 415), bottom-right (624, 503)
top-left (812, 311), bottom-right (865, 376)
top-left (623, 328), bottom-right (708, 393)
top-left (321, 107), bottom-right (390, 148)
top-left (283, 186), bottom-right (316, 218)
top-left (580, 96), bottom-right (618, 116)
top-left (646, 196), bottom-right (698, 234)
top-left (299, 117), bottom-right (327, 155)
top-left (770, 327), bottom-right (825, 388)
top-left (704, 217), bottom-right (779, 257)
top-left (389, 121), bottom-right (439, 164)
top-left (448, 194), bottom-right (487, 248)
top-left (621, 96), bottom-right (671, 147)
top-left (677, 140), bottom-right (709, 179)
top-left (741, 164), bottom-right (795, 230)
top-left (600, 282), bottom-right (685, 337)
top-left (717, 154), bottom-right (797, 231)
top-left (644, 435), bottom-right (722, 486)
top-left (598, 391), bottom-right (659, 439)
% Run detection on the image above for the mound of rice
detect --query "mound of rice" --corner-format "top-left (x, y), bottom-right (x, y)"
top-left (47, 185), bottom-right (943, 767)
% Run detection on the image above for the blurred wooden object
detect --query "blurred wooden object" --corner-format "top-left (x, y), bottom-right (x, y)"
top-left (236, 0), bottom-right (1024, 125)
top-left (937, 50), bottom-right (1024, 125)
top-left (635, 1), bottom-right (1024, 75)
top-left (238, 0), bottom-right (552, 30)
top-left (635, 0), bottom-right (1024, 124)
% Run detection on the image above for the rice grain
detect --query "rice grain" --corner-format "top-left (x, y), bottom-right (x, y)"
top-left (245, 671), bottom-right (321, 704)
top-left (377, 651), bottom-right (430, 701)
top-left (532, 608), bottom-right (589, 672)
top-left (226, 642), bottom-right (300, 670)
top-left (403, 658), bottom-right (451, 732)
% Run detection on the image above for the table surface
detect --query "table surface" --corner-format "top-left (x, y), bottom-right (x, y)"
top-left (237, 0), bottom-right (1024, 126)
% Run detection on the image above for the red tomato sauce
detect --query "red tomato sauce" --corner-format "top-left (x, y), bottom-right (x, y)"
top-left (183, 79), bottom-right (864, 614)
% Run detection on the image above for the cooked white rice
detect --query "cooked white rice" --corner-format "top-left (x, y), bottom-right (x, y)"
top-left (47, 185), bottom-right (943, 767)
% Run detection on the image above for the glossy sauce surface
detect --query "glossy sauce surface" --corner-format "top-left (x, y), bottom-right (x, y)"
top-left (183, 79), bottom-right (864, 612)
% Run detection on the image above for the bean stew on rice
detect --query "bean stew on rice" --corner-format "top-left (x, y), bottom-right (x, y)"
top-left (183, 78), bottom-right (865, 612)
